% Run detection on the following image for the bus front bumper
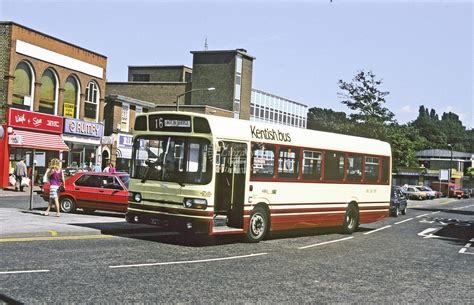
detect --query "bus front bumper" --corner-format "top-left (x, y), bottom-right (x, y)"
top-left (125, 210), bottom-right (211, 234)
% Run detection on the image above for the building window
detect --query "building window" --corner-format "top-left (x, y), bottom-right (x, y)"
top-left (12, 61), bottom-right (34, 111)
top-left (63, 76), bottom-right (79, 118)
top-left (132, 74), bottom-right (150, 82)
top-left (121, 103), bottom-right (130, 131)
top-left (39, 69), bottom-right (57, 115)
top-left (85, 81), bottom-right (99, 120)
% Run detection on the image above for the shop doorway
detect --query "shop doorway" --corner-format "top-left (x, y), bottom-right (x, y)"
top-left (102, 150), bottom-right (109, 171)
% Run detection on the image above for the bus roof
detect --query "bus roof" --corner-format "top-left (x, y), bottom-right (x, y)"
top-left (140, 111), bottom-right (392, 157)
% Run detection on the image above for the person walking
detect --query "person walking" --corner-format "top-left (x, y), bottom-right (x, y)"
top-left (14, 158), bottom-right (27, 192)
top-left (43, 158), bottom-right (65, 217)
top-left (109, 162), bottom-right (116, 173)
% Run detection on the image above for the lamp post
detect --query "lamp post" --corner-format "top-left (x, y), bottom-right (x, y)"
top-left (175, 87), bottom-right (215, 111)
top-left (448, 144), bottom-right (454, 183)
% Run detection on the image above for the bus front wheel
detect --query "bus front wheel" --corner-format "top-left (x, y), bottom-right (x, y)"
top-left (245, 206), bottom-right (268, 243)
top-left (342, 204), bottom-right (359, 234)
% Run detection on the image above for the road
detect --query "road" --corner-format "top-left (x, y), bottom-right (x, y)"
top-left (1, 197), bottom-right (473, 303)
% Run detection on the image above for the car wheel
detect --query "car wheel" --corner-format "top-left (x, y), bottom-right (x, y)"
top-left (394, 207), bottom-right (400, 217)
top-left (401, 206), bottom-right (407, 215)
top-left (60, 197), bottom-right (76, 213)
top-left (245, 206), bottom-right (268, 243)
top-left (342, 204), bottom-right (359, 234)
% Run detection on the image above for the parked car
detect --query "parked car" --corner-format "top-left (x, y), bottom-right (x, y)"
top-left (415, 186), bottom-right (436, 199)
top-left (420, 186), bottom-right (441, 198)
top-left (460, 188), bottom-right (471, 199)
top-left (401, 186), bottom-right (427, 200)
top-left (41, 172), bottom-right (130, 213)
top-left (390, 187), bottom-right (407, 217)
top-left (448, 187), bottom-right (463, 199)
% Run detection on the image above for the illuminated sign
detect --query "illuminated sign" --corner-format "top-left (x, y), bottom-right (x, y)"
top-left (149, 114), bottom-right (192, 132)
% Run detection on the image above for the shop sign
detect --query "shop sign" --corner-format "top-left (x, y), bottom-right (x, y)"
top-left (63, 103), bottom-right (75, 118)
top-left (8, 135), bottom-right (22, 145)
top-left (118, 134), bottom-right (133, 148)
top-left (101, 136), bottom-right (114, 145)
top-left (64, 118), bottom-right (103, 138)
top-left (8, 108), bottom-right (63, 134)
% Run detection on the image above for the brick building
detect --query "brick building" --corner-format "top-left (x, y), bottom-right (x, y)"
top-left (0, 21), bottom-right (107, 188)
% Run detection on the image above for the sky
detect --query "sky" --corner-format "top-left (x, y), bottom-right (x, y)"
top-left (1, 0), bottom-right (472, 128)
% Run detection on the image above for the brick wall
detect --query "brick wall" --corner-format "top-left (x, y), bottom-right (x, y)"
top-left (106, 82), bottom-right (187, 105)
top-left (0, 24), bottom-right (11, 124)
top-left (128, 66), bottom-right (191, 82)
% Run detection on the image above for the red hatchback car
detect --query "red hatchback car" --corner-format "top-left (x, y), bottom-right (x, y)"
top-left (41, 172), bottom-right (129, 213)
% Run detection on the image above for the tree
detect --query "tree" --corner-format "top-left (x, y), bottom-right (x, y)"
top-left (338, 70), bottom-right (395, 126)
top-left (307, 107), bottom-right (355, 135)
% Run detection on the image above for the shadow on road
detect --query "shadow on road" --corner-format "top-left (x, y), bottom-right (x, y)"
top-left (410, 207), bottom-right (474, 217)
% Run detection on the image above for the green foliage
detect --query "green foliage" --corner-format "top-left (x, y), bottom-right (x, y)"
top-left (338, 70), bottom-right (395, 125)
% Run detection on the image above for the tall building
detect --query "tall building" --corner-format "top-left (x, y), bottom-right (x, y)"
top-left (0, 21), bottom-right (107, 188)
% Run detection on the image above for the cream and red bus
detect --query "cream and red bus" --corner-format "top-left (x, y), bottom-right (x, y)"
top-left (126, 111), bottom-right (391, 242)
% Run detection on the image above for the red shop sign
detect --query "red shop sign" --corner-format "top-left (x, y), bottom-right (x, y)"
top-left (8, 108), bottom-right (63, 134)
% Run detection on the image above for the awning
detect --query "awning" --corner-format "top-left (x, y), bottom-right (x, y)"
top-left (9, 129), bottom-right (70, 151)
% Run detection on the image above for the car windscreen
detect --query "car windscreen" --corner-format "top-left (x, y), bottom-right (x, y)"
top-left (118, 175), bottom-right (130, 189)
top-left (132, 136), bottom-right (213, 185)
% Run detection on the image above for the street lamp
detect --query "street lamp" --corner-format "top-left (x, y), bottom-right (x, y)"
top-left (175, 87), bottom-right (215, 111)
top-left (448, 143), bottom-right (454, 182)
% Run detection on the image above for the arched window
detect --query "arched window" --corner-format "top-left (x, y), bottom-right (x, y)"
top-left (84, 81), bottom-right (99, 120)
top-left (64, 76), bottom-right (79, 118)
top-left (39, 69), bottom-right (58, 115)
top-left (12, 61), bottom-right (34, 111)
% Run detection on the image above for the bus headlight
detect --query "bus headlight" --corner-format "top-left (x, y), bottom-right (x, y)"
top-left (129, 192), bottom-right (142, 203)
top-left (183, 198), bottom-right (207, 210)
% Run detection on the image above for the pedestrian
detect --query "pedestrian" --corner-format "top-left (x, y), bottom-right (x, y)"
top-left (103, 163), bottom-right (110, 172)
top-left (14, 158), bottom-right (27, 192)
top-left (43, 158), bottom-right (65, 217)
top-left (109, 162), bottom-right (116, 173)
top-left (93, 163), bottom-right (101, 172)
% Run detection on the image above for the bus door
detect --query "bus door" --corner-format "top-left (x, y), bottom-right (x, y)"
top-left (215, 141), bottom-right (247, 228)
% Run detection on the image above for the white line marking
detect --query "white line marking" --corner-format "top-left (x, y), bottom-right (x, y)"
top-left (0, 269), bottom-right (50, 275)
top-left (431, 211), bottom-right (441, 214)
top-left (109, 253), bottom-right (268, 269)
top-left (298, 236), bottom-right (354, 250)
top-left (459, 248), bottom-right (467, 254)
top-left (394, 218), bottom-right (414, 225)
top-left (363, 225), bottom-right (391, 235)
top-left (418, 228), bottom-right (438, 237)
top-left (416, 213), bottom-right (430, 218)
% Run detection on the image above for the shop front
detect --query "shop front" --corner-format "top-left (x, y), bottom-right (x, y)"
top-left (0, 108), bottom-right (69, 188)
top-left (62, 118), bottom-right (104, 174)
top-left (115, 133), bottom-right (133, 173)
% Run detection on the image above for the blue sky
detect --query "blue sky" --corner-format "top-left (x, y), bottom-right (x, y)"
top-left (1, 0), bottom-right (472, 127)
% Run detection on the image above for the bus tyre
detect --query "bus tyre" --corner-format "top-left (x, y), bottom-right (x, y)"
top-left (342, 204), bottom-right (359, 234)
top-left (245, 206), bottom-right (268, 243)
top-left (60, 197), bottom-right (76, 213)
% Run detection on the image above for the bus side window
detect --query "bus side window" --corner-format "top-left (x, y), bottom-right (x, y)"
top-left (302, 150), bottom-right (322, 181)
top-left (346, 154), bottom-right (363, 182)
top-left (251, 143), bottom-right (276, 178)
top-left (381, 157), bottom-right (390, 184)
top-left (324, 151), bottom-right (345, 181)
top-left (278, 147), bottom-right (300, 179)
top-left (364, 156), bottom-right (379, 183)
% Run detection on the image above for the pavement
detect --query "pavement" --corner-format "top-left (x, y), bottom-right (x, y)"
top-left (0, 188), bottom-right (160, 239)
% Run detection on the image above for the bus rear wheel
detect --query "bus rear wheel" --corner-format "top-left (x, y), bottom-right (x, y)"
top-left (245, 206), bottom-right (268, 243)
top-left (342, 204), bottom-right (359, 234)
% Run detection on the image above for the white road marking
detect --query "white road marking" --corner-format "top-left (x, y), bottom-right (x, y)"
top-left (363, 225), bottom-right (391, 235)
top-left (298, 236), bottom-right (354, 250)
top-left (431, 211), bottom-right (441, 214)
top-left (109, 253), bottom-right (268, 269)
top-left (394, 218), bottom-right (414, 225)
top-left (417, 228), bottom-right (438, 238)
top-left (416, 213), bottom-right (430, 218)
top-left (0, 269), bottom-right (50, 275)
top-left (459, 243), bottom-right (473, 255)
